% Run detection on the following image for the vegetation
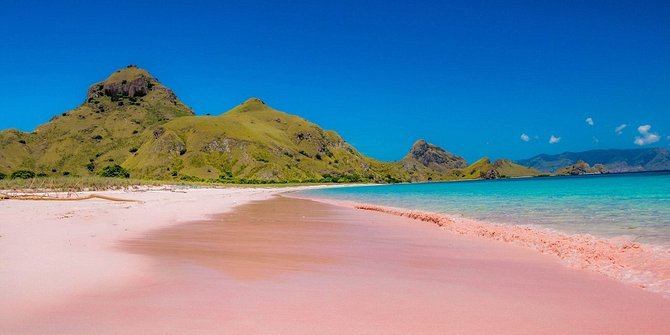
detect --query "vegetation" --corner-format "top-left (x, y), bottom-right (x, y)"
top-left (11, 170), bottom-right (36, 179)
top-left (0, 172), bottom-right (6, 180)
top-left (0, 66), bottom-right (543, 186)
top-left (99, 165), bottom-right (130, 178)
top-left (0, 66), bottom-right (193, 180)
top-left (0, 176), bottom-right (166, 192)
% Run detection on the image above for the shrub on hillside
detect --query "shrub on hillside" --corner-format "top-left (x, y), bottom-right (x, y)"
top-left (99, 165), bottom-right (130, 178)
top-left (11, 170), bottom-right (36, 179)
top-left (179, 175), bottom-right (204, 182)
top-left (0, 172), bottom-right (6, 180)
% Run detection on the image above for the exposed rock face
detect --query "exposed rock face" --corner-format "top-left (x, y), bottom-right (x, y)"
top-left (85, 65), bottom-right (180, 105)
top-left (402, 139), bottom-right (467, 171)
top-left (592, 164), bottom-right (608, 173)
top-left (104, 76), bottom-right (150, 97)
top-left (556, 160), bottom-right (608, 175)
top-left (153, 127), bottom-right (166, 139)
top-left (481, 168), bottom-right (501, 179)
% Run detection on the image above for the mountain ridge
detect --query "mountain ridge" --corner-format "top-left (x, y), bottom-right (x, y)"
top-left (0, 66), bottom-right (541, 183)
top-left (517, 148), bottom-right (670, 173)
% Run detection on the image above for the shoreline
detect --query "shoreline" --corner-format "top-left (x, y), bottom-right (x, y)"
top-left (287, 193), bottom-right (670, 297)
top-left (3, 186), bottom-right (670, 333)
top-left (6, 195), bottom-right (670, 334)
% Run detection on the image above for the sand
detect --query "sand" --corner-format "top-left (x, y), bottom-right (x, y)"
top-left (0, 187), bottom-right (316, 330)
top-left (2, 189), bottom-right (670, 334)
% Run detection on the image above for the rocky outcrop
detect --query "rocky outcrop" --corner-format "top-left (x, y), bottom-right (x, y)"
top-left (85, 65), bottom-right (180, 105)
top-left (480, 168), bottom-right (501, 179)
top-left (103, 76), bottom-right (150, 98)
top-left (401, 139), bottom-right (466, 171)
top-left (556, 160), bottom-right (608, 175)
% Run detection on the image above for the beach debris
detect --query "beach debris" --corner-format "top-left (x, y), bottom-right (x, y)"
top-left (0, 192), bottom-right (142, 203)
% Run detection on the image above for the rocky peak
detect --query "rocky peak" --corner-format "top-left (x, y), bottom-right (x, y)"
top-left (85, 65), bottom-right (178, 104)
top-left (403, 139), bottom-right (467, 170)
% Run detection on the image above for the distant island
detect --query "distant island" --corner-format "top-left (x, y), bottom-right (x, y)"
top-left (517, 148), bottom-right (670, 173)
top-left (1, 65), bottom-right (667, 184)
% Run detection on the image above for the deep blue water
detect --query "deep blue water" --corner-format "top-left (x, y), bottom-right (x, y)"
top-left (299, 172), bottom-right (670, 246)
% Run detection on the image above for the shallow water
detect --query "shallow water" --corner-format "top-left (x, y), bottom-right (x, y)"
top-left (299, 172), bottom-right (670, 247)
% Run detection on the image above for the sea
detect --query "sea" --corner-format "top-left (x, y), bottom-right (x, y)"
top-left (299, 171), bottom-right (670, 248)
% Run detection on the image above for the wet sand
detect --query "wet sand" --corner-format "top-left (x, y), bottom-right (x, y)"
top-left (6, 196), bottom-right (670, 334)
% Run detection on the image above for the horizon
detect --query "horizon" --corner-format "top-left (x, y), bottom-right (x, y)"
top-left (1, 1), bottom-right (668, 162)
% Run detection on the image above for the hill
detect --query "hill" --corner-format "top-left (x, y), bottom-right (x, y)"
top-left (0, 65), bottom-right (193, 176)
top-left (398, 139), bottom-right (467, 181)
top-left (0, 66), bottom-right (542, 183)
top-left (555, 160), bottom-right (608, 176)
top-left (124, 97), bottom-right (411, 182)
top-left (517, 148), bottom-right (670, 173)
top-left (450, 158), bottom-right (541, 180)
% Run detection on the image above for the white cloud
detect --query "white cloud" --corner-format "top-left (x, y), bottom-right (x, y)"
top-left (549, 135), bottom-right (561, 144)
top-left (585, 117), bottom-right (594, 126)
top-left (520, 133), bottom-right (530, 142)
top-left (634, 124), bottom-right (660, 146)
top-left (615, 124), bottom-right (627, 135)
top-left (593, 136), bottom-right (599, 144)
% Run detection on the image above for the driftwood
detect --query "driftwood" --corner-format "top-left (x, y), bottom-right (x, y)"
top-left (0, 193), bottom-right (141, 203)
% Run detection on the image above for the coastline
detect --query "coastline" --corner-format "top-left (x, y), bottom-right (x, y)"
top-left (5, 194), bottom-right (670, 334)
top-left (288, 193), bottom-right (670, 296)
top-left (2, 185), bottom-right (670, 334)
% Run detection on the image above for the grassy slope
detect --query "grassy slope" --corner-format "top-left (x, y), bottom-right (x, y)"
top-left (0, 67), bottom-right (540, 184)
top-left (0, 67), bottom-right (192, 176)
top-left (124, 98), bottom-right (410, 182)
top-left (494, 160), bottom-right (542, 178)
top-left (443, 158), bottom-right (540, 180)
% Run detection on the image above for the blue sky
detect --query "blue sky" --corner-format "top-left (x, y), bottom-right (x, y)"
top-left (0, 0), bottom-right (668, 162)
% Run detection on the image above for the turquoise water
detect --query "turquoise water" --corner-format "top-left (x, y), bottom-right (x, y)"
top-left (299, 172), bottom-right (670, 247)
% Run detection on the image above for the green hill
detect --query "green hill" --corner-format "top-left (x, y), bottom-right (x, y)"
top-left (124, 97), bottom-right (408, 182)
top-left (0, 66), bottom-right (541, 183)
top-left (446, 158), bottom-right (541, 180)
top-left (0, 65), bottom-right (193, 176)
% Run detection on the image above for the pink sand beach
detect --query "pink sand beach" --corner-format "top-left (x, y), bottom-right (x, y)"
top-left (2, 188), bottom-right (669, 334)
